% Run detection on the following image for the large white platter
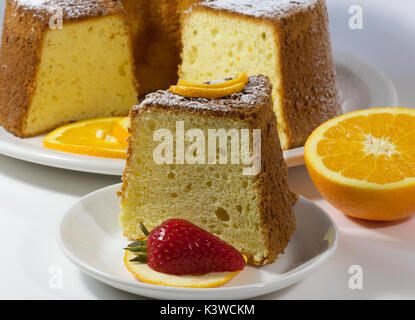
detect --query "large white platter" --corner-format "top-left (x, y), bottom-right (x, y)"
top-left (0, 50), bottom-right (399, 175)
top-left (58, 183), bottom-right (338, 300)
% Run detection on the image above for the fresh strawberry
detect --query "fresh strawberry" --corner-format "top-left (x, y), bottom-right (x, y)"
top-left (125, 219), bottom-right (246, 275)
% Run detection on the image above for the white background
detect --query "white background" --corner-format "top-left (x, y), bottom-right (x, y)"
top-left (0, 0), bottom-right (414, 299)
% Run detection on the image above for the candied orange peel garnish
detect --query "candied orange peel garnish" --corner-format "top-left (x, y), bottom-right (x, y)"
top-left (170, 81), bottom-right (246, 99)
top-left (178, 73), bottom-right (249, 89)
top-left (170, 73), bottom-right (249, 98)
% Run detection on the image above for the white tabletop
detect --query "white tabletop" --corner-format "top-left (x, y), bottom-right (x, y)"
top-left (1, 0), bottom-right (414, 300)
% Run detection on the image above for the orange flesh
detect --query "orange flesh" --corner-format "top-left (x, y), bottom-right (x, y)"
top-left (317, 113), bottom-right (415, 184)
top-left (112, 117), bottom-right (130, 147)
top-left (43, 117), bottom-right (127, 159)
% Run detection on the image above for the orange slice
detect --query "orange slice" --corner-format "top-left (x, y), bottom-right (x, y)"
top-left (124, 250), bottom-right (245, 288)
top-left (178, 73), bottom-right (249, 89)
top-left (112, 117), bottom-right (130, 147)
top-left (305, 107), bottom-right (415, 221)
top-left (43, 117), bottom-right (127, 159)
top-left (170, 82), bottom-right (246, 99)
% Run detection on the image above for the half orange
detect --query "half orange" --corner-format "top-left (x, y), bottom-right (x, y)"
top-left (305, 107), bottom-right (415, 221)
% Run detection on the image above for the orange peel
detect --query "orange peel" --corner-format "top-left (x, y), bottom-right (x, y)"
top-left (170, 81), bottom-right (246, 99)
top-left (178, 73), bottom-right (249, 89)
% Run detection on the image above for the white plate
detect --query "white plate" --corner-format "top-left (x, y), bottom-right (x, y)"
top-left (58, 183), bottom-right (338, 300)
top-left (0, 50), bottom-right (398, 174)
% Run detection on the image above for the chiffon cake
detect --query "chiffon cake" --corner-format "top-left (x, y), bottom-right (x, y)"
top-left (1, 0), bottom-right (340, 148)
top-left (119, 75), bottom-right (297, 265)
top-left (0, 0), bottom-right (138, 137)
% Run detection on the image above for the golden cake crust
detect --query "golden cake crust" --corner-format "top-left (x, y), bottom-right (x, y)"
top-left (0, 0), bottom-right (130, 137)
top-left (123, 75), bottom-right (297, 265)
top-left (183, 0), bottom-right (342, 149)
top-left (276, 0), bottom-right (341, 147)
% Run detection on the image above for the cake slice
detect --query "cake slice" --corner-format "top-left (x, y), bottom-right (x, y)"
top-left (179, 0), bottom-right (342, 150)
top-left (0, 0), bottom-right (138, 137)
top-left (120, 75), bottom-right (296, 265)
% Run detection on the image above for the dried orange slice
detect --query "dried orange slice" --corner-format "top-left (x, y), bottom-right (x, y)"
top-left (305, 107), bottom-right (415, 221)
top-left (178, 73), bottom-right (249, 89)
top-left (43, 117), bottom-right (127, 159)
top-left (112, 117), bottom-right (130, 147)
top-left (124, 250), bottom-right (244, 288)
top-left (170, 82), bottom-right (246, 99)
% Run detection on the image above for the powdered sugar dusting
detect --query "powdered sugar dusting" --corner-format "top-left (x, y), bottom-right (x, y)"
top-left (14, 0), bottom-right (116, 19)
top-left (16, 0), bottom-right (48, 5)
top-left (16, 0), bottom-right (64, 11)
top-left (200, 0), bottom-right (319, 19)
